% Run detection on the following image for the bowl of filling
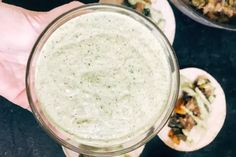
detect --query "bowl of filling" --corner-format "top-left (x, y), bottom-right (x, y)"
top-left (170, 0), bottom-right (236, 31)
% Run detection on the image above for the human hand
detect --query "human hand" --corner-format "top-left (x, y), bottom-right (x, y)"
top-left (0, 1), bottom-right (83, 111)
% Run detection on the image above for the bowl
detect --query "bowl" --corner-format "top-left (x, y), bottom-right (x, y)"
top-left (26, 4), bottom-right (179, 156)
top-left (170, 0), bottom-right (236, 31)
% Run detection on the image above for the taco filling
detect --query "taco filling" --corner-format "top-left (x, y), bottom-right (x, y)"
top-left (189, 0), bottom-right (236, 22)
top-left (168, 76), bottom-right (216, 145)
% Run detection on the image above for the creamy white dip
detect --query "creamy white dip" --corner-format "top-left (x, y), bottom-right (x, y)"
top-left (35, 11), bottom-right (171, 147)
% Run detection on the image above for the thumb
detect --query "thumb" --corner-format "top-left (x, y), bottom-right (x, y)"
top-left (46, 1), bottom-right (83, 22)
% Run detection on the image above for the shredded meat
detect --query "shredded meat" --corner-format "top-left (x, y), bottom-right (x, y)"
top-left (190, 0), bottom-right (236, 21)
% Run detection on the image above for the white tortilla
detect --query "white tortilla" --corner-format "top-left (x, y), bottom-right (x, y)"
top-left (62, 145), bottom-right (145, 157)
top-left (158, 67), bottom-right (226, 152)
top-left (151, 0), bottom-right (176, 44)
top-left (99, 0), bottom-right (176, 44)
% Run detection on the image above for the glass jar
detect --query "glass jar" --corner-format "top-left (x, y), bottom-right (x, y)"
top-left (26, 4), bottom-right (179, 156)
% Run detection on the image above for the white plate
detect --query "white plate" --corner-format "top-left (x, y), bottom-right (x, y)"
top-left (158, 67), bottom-right (226, 152)
top-left (151, 0), bottom-right (176, 44)
top-left (62, 145), bottom-right (145, 157)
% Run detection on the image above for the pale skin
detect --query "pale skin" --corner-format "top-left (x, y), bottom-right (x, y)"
top-left (0, 1), bottom-right (83, 111)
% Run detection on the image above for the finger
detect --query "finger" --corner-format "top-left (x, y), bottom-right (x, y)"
top-left (0, 57), bottom-right (29, 109)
